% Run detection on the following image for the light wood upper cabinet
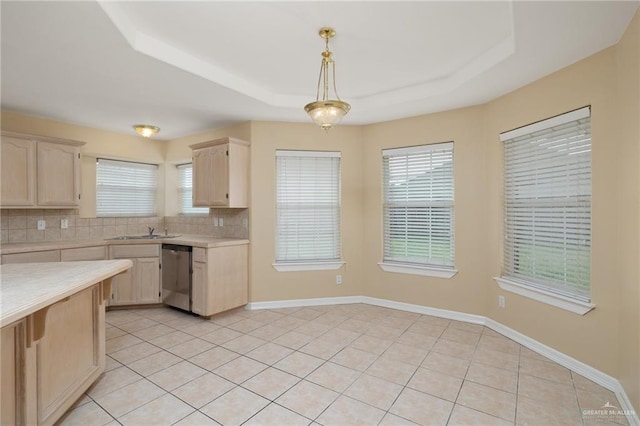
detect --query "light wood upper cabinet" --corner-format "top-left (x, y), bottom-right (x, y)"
top-left (1, 136), bottom-right (36, 206)
top-left (37, 141), bottom-right (81, 206)
top-left (1, 132), bottom-right (85, 208)
top-left (190, 137), bottom-right (249, 208)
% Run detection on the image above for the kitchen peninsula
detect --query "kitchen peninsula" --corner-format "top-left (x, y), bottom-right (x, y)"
top-left (1, 260), bottom-right (132, 426)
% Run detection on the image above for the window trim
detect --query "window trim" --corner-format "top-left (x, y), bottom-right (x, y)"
top-left (272, 261), bottom-right (345, 272)
top-left (494, 276), bottom-right (595, 315)
top-left (381, 142), bottom-right (456, 275)
top-left (378, 262), bottom-right (457, 278)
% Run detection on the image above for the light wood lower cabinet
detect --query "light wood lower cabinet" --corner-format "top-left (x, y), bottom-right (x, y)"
top-left (109, 244), bottom-right (161, 306)
top-left (191, 244), bottom-right (248, 317)
top-left (60, 246), bottom-right (106, 262)
top-left (1, 249), bottom-right (60, 264)
top-left (0, 283), bottom-right (108, 426)
top-left (1, 246), bottom-right (106, 265)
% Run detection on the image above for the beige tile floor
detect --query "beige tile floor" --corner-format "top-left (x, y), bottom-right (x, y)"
top-left (57, 304), bottom-right (629, 426)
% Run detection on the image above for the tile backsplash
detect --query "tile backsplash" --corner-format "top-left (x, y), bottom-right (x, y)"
top-left (0, 209), bottom-right (249, 244)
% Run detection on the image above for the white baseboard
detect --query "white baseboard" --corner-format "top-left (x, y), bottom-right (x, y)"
top-left (361, 296), bottom-right (486, 325)
top-left (246, 296), bottom-right (363, 311)
top-left (247, 296), bottom-right (639, 424)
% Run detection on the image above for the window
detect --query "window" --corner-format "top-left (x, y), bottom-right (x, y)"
top-left (177, 163), bottom-right (209, 214)
top-left (96, 158), bottom-right (157, 217)
top-left (275, 151), bottom-right (342, 270)
top-left (498, 107), bottom-right (592, 312)
top-left (381, 142), bottom-right (455, 277)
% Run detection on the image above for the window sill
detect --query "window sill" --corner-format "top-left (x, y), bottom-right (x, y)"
top-left (494, 276), bottom-right (595, 315)
top-left (378, 262), bottom-right (457, 278)
top-left (273, 261), bottom-right (345, 272)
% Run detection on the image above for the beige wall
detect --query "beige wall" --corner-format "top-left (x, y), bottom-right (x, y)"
top-left (615, 9), bottom-right (640, 411)
top-left (483, 47), bottom-right (621, 377)
top-left (248, 121), bottom-right (365, 303)
top-left (361, 106), bottom-right (489, 316)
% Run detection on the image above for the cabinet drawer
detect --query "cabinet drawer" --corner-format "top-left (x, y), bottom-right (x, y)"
top-left (193, 247), bottom-right (206, 263)
top-left (2, 249), bottom-right (60, 264)
top-left (110, 244), bottom-right (159, 259)
top-left (61, 246), bottom-right (106, 262)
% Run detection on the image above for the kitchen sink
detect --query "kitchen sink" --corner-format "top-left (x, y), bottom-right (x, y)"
top-left (107, 235), bottom-right (180, 240)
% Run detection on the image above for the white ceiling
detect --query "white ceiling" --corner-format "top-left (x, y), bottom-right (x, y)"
top-left (1, 1), bottom-right (638, 140)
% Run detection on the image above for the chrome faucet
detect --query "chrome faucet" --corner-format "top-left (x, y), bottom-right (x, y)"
top-left (148, 226), bottom-right (155, 236)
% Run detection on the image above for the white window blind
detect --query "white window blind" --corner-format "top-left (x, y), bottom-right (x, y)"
top-left (177, 164), bottom-right (209, 214)
top-left (382, 142), bottom-right (455, 268)
top-left (501, 107), bottom-right (591, 302)
top-left (276, 151), bottom-right (341, 263)
top-left (96, 159), bottom-right (157, 217)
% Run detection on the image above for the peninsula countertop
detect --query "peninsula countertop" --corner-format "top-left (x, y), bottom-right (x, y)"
top-left (0, 259), bottom-right (132, 327)
top-left (0, 235), bottom-right (250, 255)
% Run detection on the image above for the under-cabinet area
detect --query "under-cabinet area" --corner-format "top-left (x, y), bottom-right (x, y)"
top-left (0, 236), bottom-right (250, 318)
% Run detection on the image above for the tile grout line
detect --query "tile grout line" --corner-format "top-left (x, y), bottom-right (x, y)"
top-left (93, 306), bottom-right (616, 426)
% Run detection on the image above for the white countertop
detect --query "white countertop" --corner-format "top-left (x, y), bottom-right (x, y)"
top-left (0, 235), bottom-right (250, 255)
top-left (0, 260), bottom-right (132, 328)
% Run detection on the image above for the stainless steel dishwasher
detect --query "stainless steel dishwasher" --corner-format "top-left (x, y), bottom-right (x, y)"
top-left (162, 244), bottom-right (192, 312)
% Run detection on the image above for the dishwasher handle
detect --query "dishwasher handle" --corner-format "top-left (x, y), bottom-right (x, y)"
top-left (162, 244), bottom-right (192, 252)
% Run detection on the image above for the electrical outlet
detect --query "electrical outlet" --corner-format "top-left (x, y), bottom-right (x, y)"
top-left (213, 217), bottom-right (219, 227)
top-left (242, 218), bottom-right (248, 229)
top-left (37, 220), bottom-right (46, 230)
top-left (219, 218), bottom-right (223, 226)
top-left (336, 275), bottom-right (343, 285)
top-left (498, 295), bottom-right (506, 308)
top-left (61, 219), bottom-right (69, 229)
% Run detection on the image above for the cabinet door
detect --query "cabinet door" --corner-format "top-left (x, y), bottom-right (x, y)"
top-left (1, 137), bottom-right (36, 206)
top-left (111, 267), bottom-right (135, 305)
top-left (209, 144), bottom-right (229, 206)
top-left (220, 245), bottom-right (249, 311)
top-left (136, 257), bottom-right (161, 304)
top-left (191, 261), bottom-right (206, 315)
top-left (192, 148), bottom-right (211, 207)
top-left (37, 141), bottom-right (80, 206)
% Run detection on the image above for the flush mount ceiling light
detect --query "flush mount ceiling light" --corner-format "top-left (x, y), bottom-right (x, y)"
top-left (304, 27), bottom-right (351, 131)
top-left (133, 124), bottom-right (160, 138)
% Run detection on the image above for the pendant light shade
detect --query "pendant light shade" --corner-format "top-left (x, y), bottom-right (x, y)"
top-left (304, 28), bottom-right (350, 131)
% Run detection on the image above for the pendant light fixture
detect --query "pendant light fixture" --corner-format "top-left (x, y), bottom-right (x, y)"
top-left (304, 27), bottom-right (351, 131)
top-left (133, 124), bottom-right (160, 138)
